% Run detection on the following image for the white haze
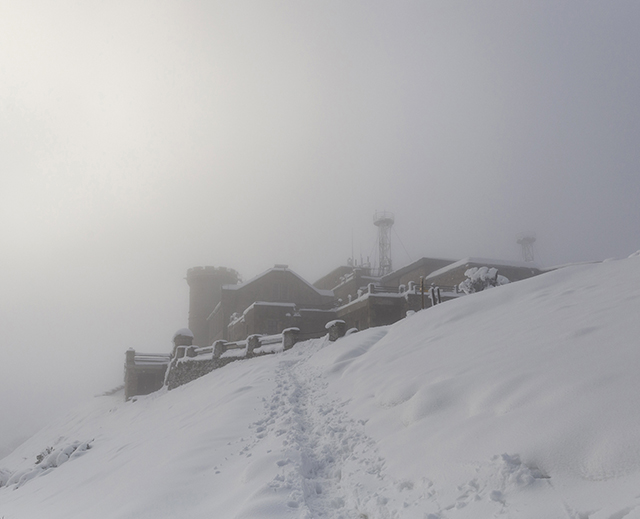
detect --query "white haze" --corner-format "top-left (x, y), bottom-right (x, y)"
top-left (1, 1), bottom-right (639, 453)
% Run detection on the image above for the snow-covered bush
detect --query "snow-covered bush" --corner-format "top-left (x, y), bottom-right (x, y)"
top-left (35, 446), bottom-right (53, 465)
top-left (2, 440), bottom-right (93, 490)
top-left (458, 267), bottom-right (509, 295)
top-left (0, 467), bottom-right (11, 487)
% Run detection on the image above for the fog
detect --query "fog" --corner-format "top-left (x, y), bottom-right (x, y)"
top-left (1, 1), bottom-right (639, 454)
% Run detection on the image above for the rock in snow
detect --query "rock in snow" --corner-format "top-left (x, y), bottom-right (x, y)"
top-left (2, 255), bottom-right (640, 518)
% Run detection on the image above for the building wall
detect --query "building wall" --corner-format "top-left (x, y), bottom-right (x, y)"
top-left (187, 266), bottom-right (239, 346)
top-left (297, 308), bottom-right (337, 335)
top-left (231, 270), bottom-right (331, 313)
top-left (227, 303), bottom-right (298, 341)
top-left (208, 303), bottom-right (227, 344)
top-left (336, 294), bottom-right (407, 331)
top-left (336, 298), bottom-right (370, 331)
top-left (215, 267), bottom-right (336, 342)
top-left (332, 270), bottom-right (380, 306)
top-left (369, 296), bottom-right (406, 327)
top-left (208, 288), bottom-right (239, 343)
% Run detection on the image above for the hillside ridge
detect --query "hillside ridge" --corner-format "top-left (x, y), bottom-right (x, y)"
top-left (2, 255), bottom-right (640, 518)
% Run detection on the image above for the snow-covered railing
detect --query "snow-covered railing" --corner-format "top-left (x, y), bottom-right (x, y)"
top-left (175, 332), bottom-right (290, 361)
top-left (220, 339), bottom-right (247, 352)
top-left (256, 334), bottom-right (283, 346)
top-left (130, 353), bottom-right (172, 366)
top-left (297, 330), bottom-right (330, 341)
top-left (165, 328), bottom-right (303, 390)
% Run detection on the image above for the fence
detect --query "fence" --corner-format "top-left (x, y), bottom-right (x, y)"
top-left (123, 282), bottom-right (460, 400)
top-left (164, 328), bottom-right (305, 391)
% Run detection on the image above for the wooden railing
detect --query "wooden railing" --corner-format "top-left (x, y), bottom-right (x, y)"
top-left (173, 328), bottom-right (302, 363)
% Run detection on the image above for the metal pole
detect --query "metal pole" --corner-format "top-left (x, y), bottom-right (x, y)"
top-left (420, 276), bottom-right (424, 310)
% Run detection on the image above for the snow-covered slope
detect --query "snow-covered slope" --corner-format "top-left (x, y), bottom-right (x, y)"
top-left (3, 255), bottom-right (640, 518)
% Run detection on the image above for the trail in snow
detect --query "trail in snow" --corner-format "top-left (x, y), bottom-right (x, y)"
top-left (244, 334), bottom-right (436, 519)
top-left (245, 332), bottom-right (598, 519)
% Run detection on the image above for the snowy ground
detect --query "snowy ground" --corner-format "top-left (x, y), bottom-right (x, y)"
top-left (3, 255), bottom-right (640, 518)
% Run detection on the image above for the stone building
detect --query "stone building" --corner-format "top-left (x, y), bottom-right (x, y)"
top-left (186, 258), bottom-right (544, 345)
top-left (192, 265), bottom-right (336, 344)
top-left (327, 257), bottom-right (543, 332)
top-left (187, 266), bottom-right (239, 346)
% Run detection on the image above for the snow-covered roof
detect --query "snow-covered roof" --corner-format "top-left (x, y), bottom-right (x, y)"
top-left (222, 265), bottom-right (334, 297)
top-left (381, 257), bottom-right (455, 282)
top-left (424, 257), bottom-right (542, 282)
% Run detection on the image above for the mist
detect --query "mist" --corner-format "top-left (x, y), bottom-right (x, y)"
top-left (2, 1), bottom-right (639, 453)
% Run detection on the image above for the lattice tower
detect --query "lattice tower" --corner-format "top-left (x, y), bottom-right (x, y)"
top-left (517, 233), bottom-right (536, 262)
top-left (373, 211), bottom-right (395, 276)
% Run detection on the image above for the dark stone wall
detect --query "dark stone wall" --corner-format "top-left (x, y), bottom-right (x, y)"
top-left (165, 357), bottom-right (239, 390)
top-left (369, 296), bottom-right (405, 326)
top-left (332, 270), bottom-right (380, 305)
top-left (336, 298), bottom-right (371, 331)
top-left (336, 293), bottom-right (418, 331)
top-left (298, 308), bottom-right (337, 335)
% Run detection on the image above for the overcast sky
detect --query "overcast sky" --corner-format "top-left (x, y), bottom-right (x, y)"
top-left (1, 1), bottom-right (639, 453)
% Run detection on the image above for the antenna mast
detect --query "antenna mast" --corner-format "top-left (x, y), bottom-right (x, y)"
top-left (373, 210), bottom-right (395, 275)
top-left (517, 232), bottom-right (536, 262)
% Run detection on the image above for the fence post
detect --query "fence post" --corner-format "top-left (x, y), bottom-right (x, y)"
top-left (283, 328), bottom-right (300, 350)
top-left (247, 335), bottom-right (261, 357)
top-left (327, 320), bottom-right (347, 342)
top-left (213, 340), bottom-right (227, 358)
top-left (125, 348), bottom-right (135, 366)
top-left (124, 349), bottom-right (137, 401)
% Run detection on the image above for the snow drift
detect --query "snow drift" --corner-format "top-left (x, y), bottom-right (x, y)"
top-left (2, 255), bottom-right (640, 518)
